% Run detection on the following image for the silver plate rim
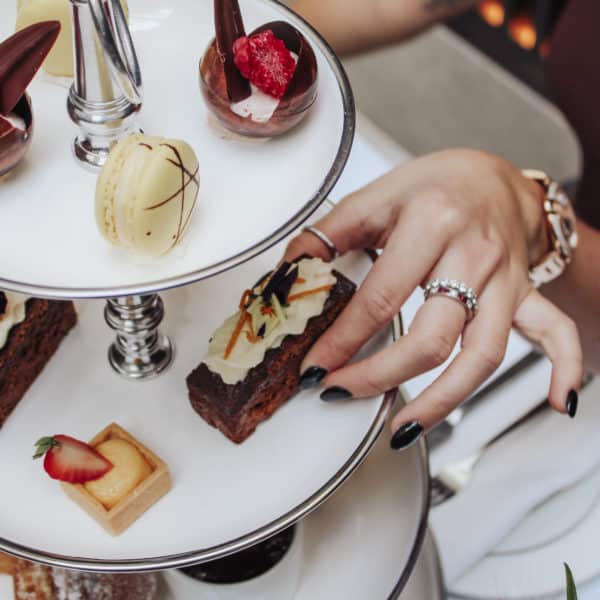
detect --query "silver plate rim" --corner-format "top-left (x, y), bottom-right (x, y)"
top-left (0, 0), bottom-right (355, 300)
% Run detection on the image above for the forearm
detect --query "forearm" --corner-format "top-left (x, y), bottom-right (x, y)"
top-left (542, 221), bottom-right (600, 374)
top-left (291, 0), bottom-right (477, 56)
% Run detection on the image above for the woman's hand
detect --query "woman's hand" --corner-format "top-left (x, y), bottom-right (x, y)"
top-left (283, 149), bottom-right (584, 449)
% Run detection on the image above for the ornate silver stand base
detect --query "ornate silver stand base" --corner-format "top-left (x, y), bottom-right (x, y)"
top-left (104, 294), bottom-right (173, 380)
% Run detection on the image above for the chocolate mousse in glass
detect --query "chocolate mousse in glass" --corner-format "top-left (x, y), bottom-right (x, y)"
top-left (200, 0), bottom-right (318, 138)
top-left (0, 21), bottom-right (60, 177)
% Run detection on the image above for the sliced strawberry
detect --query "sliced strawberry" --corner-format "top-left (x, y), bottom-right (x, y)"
top-left (33, 434), bottom-right (113, 484)
top-left (233, 30), bottom-right (297, 99)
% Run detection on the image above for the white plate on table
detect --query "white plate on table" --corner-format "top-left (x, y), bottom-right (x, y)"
top-left (0, 0), bottom-right (353, 298)
top-left (450, 379), bottom-right (600, 600)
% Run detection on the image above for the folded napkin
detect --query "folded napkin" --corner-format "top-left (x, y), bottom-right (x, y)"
top-left (430, 377), bottom-right (600, 584)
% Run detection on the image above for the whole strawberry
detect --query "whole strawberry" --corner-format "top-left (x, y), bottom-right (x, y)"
top-left (34, 434), bottom-right (113, 483)
top-left (233, 30), bottom-right (297, 99)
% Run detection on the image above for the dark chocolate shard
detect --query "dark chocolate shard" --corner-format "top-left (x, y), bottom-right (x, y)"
top-left (0, 21), bottom-right (61, 115)
top-left (261, 261), bottom-right (299, 305)
top-left (0, 94), bottom-right (33, 177)
top-left (252, 21), bottom-right (318, 103)
top-left (252, 270), bottom-right (273, 290)
top-left (0, 292), bottom-right (7, 316)
top-left (214, 0), bottom-right (251, 103)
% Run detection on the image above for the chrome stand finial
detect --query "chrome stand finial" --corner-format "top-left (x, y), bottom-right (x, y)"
top-left (68, 0), bottom-right (143, 169)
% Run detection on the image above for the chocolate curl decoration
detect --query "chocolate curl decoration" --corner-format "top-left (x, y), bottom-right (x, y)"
top-left (0, 21), bottom-right (61, 115)
top-left (214, 0), bottom-right (251, 103)
top-left (261, 262), bottom-right (299, 305)
top-left (0, 94), bottom-right (33, 176)
top-left (0, 292), bottom-right (7, 317)
top-left (252, 21), bottom-right (318, 105)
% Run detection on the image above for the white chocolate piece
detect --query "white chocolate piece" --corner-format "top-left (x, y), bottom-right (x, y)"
top-left (0, 292), bottom-right (29, 350)
top-left (84, 438), bottom-right (152, 510)
top-left (95, 133), bottom-right (200, 256)
top-left (15, 0), bottom-right (129, 77)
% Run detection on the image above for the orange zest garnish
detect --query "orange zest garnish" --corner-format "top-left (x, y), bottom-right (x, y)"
top-left (239, 289), bottom-right (253, 310)
top-left (224, 311), bottom-right (251, 359)
top-left (246, 330), bottom-right (262, 343)
top-left (261, 305), bottom-right (275, 316)
top-left (287, 285), bottom-right (333, 302)
top-left (296, 277), bottom-right (306, 284)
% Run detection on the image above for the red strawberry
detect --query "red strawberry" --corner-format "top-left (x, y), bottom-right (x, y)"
top-left (233, 30), bottom-right (297, 99)
top-left (33, 434), bottom-right (113, 483)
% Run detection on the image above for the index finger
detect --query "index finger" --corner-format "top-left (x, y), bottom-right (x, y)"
top-left (300, 217), bottom-right (448, 375)
top-left (282, 172), bottom-right (404, 263)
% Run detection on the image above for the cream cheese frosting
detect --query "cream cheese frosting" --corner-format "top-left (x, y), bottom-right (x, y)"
top-left (204, 258), bottom-right (336, 385)
top-left (0, 291), bottom-right (29, 349)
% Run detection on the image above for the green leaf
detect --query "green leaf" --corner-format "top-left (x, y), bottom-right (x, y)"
top-left (565, 563), bottom-right (578, 600)
top-left (32, 436), bottom-right (58, 459)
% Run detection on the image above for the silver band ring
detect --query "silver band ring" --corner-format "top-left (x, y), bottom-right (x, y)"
top-left (302, 226), bottom-right (339, 260)
top-left (424, 279), bottom-right (479, 322)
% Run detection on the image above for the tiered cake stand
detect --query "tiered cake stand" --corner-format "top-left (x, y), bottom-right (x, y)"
top-left (0, 1), bottom-right (429, 597)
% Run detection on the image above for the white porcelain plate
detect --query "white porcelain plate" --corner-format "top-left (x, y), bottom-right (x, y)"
top-left (0, 0), bottom-right (353, 297)
top-left (450, 465), bottom-right (600, 599)
top-left (0, 207), bottom-right (397, 570)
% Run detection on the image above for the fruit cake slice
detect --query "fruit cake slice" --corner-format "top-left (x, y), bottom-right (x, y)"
top-left (187, 257), bottom-right (356, 443)
top-left (13, 559), bottom-right (159, 600)
top-left (0, 293), bottom-right (76, 428)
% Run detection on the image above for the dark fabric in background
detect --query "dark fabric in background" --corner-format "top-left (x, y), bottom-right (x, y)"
top-left (547, 0), bottom-right (600, 230)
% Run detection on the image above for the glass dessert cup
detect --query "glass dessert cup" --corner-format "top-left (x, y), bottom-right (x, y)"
top-left (0, 94), bottom-right (33, 177)
top-left (200, 22), bottom-right (318, 138)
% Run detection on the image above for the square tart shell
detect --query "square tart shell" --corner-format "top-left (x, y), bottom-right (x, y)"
top-left (61, 423), bottom-right (172, 536)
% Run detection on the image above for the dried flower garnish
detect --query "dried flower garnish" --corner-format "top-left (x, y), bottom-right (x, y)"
top-left (261, 262), bottom-right (299, 305)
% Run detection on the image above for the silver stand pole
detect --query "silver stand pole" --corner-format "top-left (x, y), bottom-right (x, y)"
top-left (104, 294), bottom-right (173, 380)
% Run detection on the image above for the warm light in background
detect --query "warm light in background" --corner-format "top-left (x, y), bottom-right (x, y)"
top-left (478, 0), bottom-right (505, 27)
top-left (508, 15), bottom-right (537, 50)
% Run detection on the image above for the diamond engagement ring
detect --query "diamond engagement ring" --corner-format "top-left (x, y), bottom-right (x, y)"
top-left (424, 279), bottom-right (479, 322)
top-left (302, 226), bottom-right (339, 259)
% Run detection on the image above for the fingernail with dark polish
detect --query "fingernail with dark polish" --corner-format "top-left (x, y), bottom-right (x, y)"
top-left (300, 366), bottom-right (328, 389)
top-left (567, 389), bottom-right (578, 418)
top-left (320, 386), bottom-right (352, 402)
top-left (390, 422), bottom-right (424, 451)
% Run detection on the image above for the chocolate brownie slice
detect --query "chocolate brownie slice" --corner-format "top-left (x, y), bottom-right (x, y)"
top-left (0, 297), bottom-right (77, 428)
top-left (187, 265), bottom-right (355, 443)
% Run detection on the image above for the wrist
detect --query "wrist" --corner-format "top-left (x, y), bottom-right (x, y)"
top-left (520, 174), bottom-right (550, 265)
